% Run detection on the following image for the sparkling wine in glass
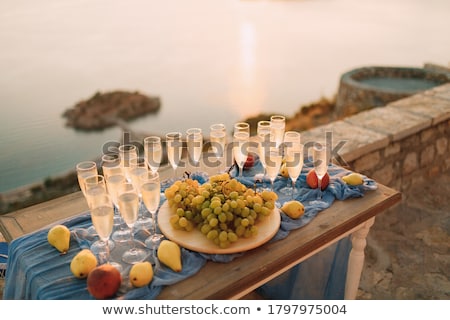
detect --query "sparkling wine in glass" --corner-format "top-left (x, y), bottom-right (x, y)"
top-left (233, 122), bottom-right (250, 178)
top-left (101, 153), bottom-right (122, 181)
top-left (118, 182), bottom-right (149, 264)
top-left (106, 173), bottom-right (130, 242)
top-left (128, 157), bottom-right (152, 230)
top-left (89, 193), bottom-right (121, 271)
top-left (286, 144), bottom-right (304, 199)
top-left (256, 120), bottom-right (271, 189)
top-left (119, 144), bottom-right (138, 182)
top-left (144, 136), bottom-right (162, 174)
top-left (165, 132), bottom-right (183, 181)
top-left (139, 171), bottom-right (163, 248)
top-left (186, 127), bottom-right (203, 171)
top-left (209, 123), bottom-right (227, 173)
top-left (76, 161), bottom-right (97, 196)
top-left (313, 142), bottom-right (329, 200)
top-left (279, 131), bottom-right (301, 195)
top-left (270, 115), bottom-right (286, 149)
top-left (265, 148), bottom-right (282, 191)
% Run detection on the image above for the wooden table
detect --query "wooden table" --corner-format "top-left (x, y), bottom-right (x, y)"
top-left (0, 165), bottom-right (401, 300)
top-left (157, 183), bottom-right (400, 299)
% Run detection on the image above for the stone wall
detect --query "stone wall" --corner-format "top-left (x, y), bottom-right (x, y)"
top-left (335, 66), bottom-right (449, 118)
top-left (301, 83), bottom-right (450, 193)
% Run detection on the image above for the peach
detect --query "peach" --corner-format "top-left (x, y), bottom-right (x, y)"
top-left (87, 264), bottom-right (122, 299)
top-left (306, 169), bottom-right (330, 190)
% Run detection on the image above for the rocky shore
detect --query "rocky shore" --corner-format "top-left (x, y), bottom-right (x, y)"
top-left (62, 90), bottom-right (161, 130)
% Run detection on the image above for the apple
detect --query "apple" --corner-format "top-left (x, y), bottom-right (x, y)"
top-left (87, 264), bottom-right (122, 299)
top-left (243, 153), bottom-right (257, 170)
top-left (306, 169), bottom-right (330, 190)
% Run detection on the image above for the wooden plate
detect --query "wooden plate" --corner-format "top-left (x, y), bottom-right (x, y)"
top-left (158, 201), bottom-right (281, 254)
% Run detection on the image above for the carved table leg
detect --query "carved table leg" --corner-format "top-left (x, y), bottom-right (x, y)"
top-left (345, 217), bottom-right (375, 299)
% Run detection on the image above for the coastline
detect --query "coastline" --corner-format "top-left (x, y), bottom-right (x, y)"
top-left (0, 96), bottom-right (336, 215)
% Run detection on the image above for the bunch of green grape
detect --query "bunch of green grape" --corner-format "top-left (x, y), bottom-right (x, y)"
top-left (164, 173), bottom-right (278, 249)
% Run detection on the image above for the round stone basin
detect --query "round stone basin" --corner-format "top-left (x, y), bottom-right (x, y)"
top-left (335, 66), bottom-right (449, 117)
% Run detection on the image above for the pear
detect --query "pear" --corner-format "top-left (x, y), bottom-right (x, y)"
top-left (129, 261), bottom-right (153, 287)
top-left (281, 200), bottom-right (305, 219)
top-left (157, 240), bottom-right (182, 272)
top-left (70, 249), bottom-right (98, 279)
top-left (279, 162), bottom-right (289, 178)
top-left (342, 173), bottom-right (364, 186)
top-left (47, 224), bottom-right (71, 254)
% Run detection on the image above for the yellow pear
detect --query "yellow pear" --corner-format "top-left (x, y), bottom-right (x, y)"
top-left (280, 162), bottom-right (289, 178)
top-left (157, 240), bottom-right (182, 272)
top-left (342, 173), bottom-right (364, 186)
top-left (281, 200), bottom-right (305, 219)
top-left (70, 249), bottom-right (98, 279)
top-left (47, 224), bottom-right (71, 254)
top-left (129, 261), bottom-right (154, 287)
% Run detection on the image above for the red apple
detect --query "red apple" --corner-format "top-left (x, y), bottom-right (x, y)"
top-left (243, 153), bottom-right (256, 170)
top-left (306, 169), bottom-right (330, 190)
top-left (87, 264), bottom-right (122, 299)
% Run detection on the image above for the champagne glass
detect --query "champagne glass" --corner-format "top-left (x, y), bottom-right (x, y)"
top-left (88, 193), bottom-right (121, 270)
top-left (144, 136), bottom-right (162, 174)
top-left (256, 120), bottom-right (271, 189)
top-left (286, 144), bottom-right (304, 199)
top-left (139, 171), bottom-right (163, 248)
top-left (312, 142), bottom-right (329, 201)
top-left (279, 131), bottom-right (301, 195)
top-left (129, 157), bottom-right (152, 230)
top-left (101, 153), bottom-right (122, 181)
top-left (165, 132), bottom-right (183, 181)
top-left (83, 174), bottom-right (109, 241)
top-left (118, 181), bottom-right (149, 264)
top-left (84, 174), bottom-right (107, 210)
top-left (119, 144), bottom-right (138, 182)
top-left (76, 161), bottom-right (97, 196)
top-left (186, 127), bottom-right (203, 171)
top-left (209, 123), bottom-right (227, 173)
top-left (265, 147), bottom-right (282, 191)
top-left (106, 173), bottom-right (131, 242)
top-left (270, 115), bottom-right (286, 148)
top-left (233, 122), bottom-right (250, 178)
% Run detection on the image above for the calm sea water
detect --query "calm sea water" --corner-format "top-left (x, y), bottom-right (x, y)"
top-left (1, 0), bottom-right (449, 193)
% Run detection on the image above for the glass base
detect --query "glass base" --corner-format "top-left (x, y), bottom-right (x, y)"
top-left (90, 239), bottom-right (115, 255)
top-left (135, 217), bottom-right (153, 231)
top-left (111, 228), bottom-right (131, 242)
top-left (145, 234), bottom-right (164, 249)
top-left (122, 247), bottom-right (150, 264)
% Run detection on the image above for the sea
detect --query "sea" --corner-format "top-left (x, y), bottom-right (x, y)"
top-left (1, 0), bottom-right (449, 193)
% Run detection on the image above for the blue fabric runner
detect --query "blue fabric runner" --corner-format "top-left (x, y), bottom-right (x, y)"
top-left (4, 159), bottom-right (376, 300)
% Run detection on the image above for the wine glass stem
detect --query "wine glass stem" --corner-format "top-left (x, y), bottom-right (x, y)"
top-left (317, 178), bottom-right (322, 199)
top-left (292, 180), bottom-right (296, 199)
top-left (104, 239), bottom-right (110, 264)
top-left (129, 226), bottom-right (137, 251)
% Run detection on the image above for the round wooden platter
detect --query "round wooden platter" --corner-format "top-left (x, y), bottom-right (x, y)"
top-left (158, 201), bottom-right (281, 254)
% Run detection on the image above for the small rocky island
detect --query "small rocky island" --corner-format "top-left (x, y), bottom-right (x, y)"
top-left (62, 90), bottom-right (161, 130)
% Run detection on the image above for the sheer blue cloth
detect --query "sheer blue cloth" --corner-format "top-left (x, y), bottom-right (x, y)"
top-left (4, 160), bottom-right (376, 299)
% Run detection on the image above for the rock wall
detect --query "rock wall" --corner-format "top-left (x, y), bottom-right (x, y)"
top-left (335, 66), bottom-right (449, 118)
top-left (301, 83), bottom-right (450, 193)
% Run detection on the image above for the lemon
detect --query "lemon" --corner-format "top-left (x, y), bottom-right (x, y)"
top-left (281, 200), bottom-right (305, 219)
top-left (342, 173), bottom-right (364, 186)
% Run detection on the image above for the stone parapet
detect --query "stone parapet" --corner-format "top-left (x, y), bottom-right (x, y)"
top-left (301, 83), bottom-right (450, 192)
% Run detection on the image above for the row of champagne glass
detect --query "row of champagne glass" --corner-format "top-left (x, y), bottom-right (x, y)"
top-left (76, 155), bottom-right (163, 266)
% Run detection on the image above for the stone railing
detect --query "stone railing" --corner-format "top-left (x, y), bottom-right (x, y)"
top-left (301, 83), bottom-right (450, 193)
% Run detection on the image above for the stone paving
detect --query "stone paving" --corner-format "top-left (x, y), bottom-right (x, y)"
top-left (357, 172), bottom-right (450, 299)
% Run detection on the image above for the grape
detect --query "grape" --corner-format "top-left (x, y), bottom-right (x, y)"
top-left (164, 173), bottom-right (277, 248)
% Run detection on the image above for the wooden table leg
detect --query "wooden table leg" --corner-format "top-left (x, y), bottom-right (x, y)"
top-left (344, 217), bottom-right (375, 299)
